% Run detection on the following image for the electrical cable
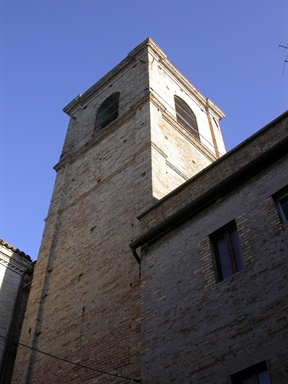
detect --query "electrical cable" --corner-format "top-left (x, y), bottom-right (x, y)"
top-left (149, 87), bottom-right (224, 155)
top-left (60, 85), bottom-right (221, 163)
top-left (0, 335), bottom-right (141, 383)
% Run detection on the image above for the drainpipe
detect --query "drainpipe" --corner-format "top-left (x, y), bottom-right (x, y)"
top-left (130, 246), bottom-right (141, 264)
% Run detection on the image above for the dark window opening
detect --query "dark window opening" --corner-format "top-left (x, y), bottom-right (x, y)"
top-left (95, 92), bottom-right (120, 132)
top-left (231, 361), bottom-right (271, 384)
top-left (275, 188), bottom-right (288, 223)
top-left (174, 96), bottom-right (199, 139)
top-left (211, 222), bottom-right (245, 281)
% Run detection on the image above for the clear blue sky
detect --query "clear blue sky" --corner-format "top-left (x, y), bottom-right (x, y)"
top-left (1, 0), bottom-right (287, 260)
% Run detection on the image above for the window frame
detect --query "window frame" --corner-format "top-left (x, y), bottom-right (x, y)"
top-left (174, 96), bottom-right (199, 140)
top-left (275, 189), bottom-right (288, 223)
top-left (211, 221), bottom-right (245, 281)
top-left (231, 361), bottom-right (271, 384)
top-left (95, 92), bottom-right (120, 133)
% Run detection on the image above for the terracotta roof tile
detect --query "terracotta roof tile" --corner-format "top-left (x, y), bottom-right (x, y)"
top-left (0, 238), bottom-right (32, 261)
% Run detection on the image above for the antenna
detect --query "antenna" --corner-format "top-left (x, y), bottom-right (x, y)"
top-left (278, 42), bottom-right (288, 75)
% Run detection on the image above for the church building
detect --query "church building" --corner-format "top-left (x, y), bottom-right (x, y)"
top-left (11, 38), bottom-right (288, 384)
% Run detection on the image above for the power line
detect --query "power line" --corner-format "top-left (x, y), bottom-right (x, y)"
top-left (0, 335), bottom-right (141, 383)
top-left (60, 84), bottom-right (221, 162)
top-left (149, 87), bottom-right (223, 155)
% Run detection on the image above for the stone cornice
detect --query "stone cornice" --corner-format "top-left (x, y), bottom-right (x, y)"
top-left (49, 142), bottom-right (151, 221)
top-left (63, 38), bottom-right (153, 117)
top-left (62, 37), bottom-right (225, 121)
top-left (147, 45), bottom-right (225, 120)
top-left (206, 98), bottom-right (226, 120)
top-left (145, 37), bottom-right (167, 61)
top-left (0, 244), bottom-right (33, 274)
top-left (0, 239), bottom-right (32, 260)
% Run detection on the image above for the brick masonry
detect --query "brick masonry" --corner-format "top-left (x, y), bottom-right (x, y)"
top-left (11, 38), bottom-right (226, 383)
top-left (0, 240), bottom-right (34, 384)
top-left (138, 113), bottom-right (288, 231)
top-left (139, 114), bottom-right (288, 383)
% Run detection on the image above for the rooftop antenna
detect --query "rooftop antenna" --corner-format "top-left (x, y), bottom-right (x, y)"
top-left (278, 42), bottom-right (288, 75)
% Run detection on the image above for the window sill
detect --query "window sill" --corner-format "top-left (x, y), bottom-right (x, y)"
top-left (217, 268), bottom-right (246, 284)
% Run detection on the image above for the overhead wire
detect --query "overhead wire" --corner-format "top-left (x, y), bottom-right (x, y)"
top-left (60, 86), bottom-right (221, 163)
top-left (0, 335), bottom-right (141, 383)
top-left (149, 87), bottom-right (224, 155)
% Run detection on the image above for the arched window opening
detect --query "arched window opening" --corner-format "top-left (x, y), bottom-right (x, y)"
top-left (174, 96), bottom-right (199, 140)
top-left (95, 92), bottom-right (120, 132)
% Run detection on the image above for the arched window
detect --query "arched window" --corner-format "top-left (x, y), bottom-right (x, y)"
top-left (95, 92), bottom-right (120, 132)
top-left (174, 96), bottom-right (199, 140)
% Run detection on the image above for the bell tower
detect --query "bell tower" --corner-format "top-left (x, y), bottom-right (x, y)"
top-left (12, 38), bottom-right (225, 384)
top-left (145, 41), bottom-right (225, 198)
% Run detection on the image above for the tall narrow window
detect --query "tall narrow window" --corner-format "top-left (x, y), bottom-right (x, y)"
top-left (231, 361), bottom-right (271, 384)
top-left (276, 190), bottom-right (288, 223)
top-left (95, 92), bottom-right (120, 133)
top-left (174, 96), bottom-right (199, 139)
top-left (211, 222), bottom-right (245, 281)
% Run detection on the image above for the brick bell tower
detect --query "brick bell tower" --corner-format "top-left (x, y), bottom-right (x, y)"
top-left (12, 38), bottom-right (225, 383)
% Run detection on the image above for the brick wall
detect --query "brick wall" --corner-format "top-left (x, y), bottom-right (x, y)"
top-left (12, 101), bottom-right (152, 384)
top-left (0, 241), bottom-right (34, 384)
top-left (140, 143), bottom-right (288, 383)
top-left (12, 38), bottom-right (227, 383)
top-left (138, 112), bottom-right (288, 232)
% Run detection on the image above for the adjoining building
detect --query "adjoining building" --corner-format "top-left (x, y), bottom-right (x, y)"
top-left (0, 239), bottom-right (34, 384)
top-left (11, 38), bottom-right (288, 383)
top-left (131, 111), bottom-right (288, 383)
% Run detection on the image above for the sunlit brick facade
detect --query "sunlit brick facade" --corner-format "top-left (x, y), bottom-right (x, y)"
top-left (0, 240), bottom-right (34, 384)
top-left (132, 111), bottom-right (288, 383)
top-left (11, 38), bottom-right (288, 384)
top-left (12, 38), bottom-right (225, 383)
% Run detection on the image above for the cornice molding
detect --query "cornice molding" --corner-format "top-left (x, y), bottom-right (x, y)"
top-left (0, 239), bottom-right (31, 260)
top-left (0, 247), bottom-right (32, 274)
top-left (63, 38), bottom-right (225, 121)
top-left (147, 49), bottom-right (225, 120)
top-left (49, 142), bottom-right (151, 221)
top-left (63, 39), bottom-right (154, 116)
top-left (151, 142), bottom-right (168, 159)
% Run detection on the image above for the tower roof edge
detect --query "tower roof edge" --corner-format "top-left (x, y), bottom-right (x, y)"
top-left (127, 37), bottom-right (167, 61)
top-left (63, 37), bottom-right (161, 116)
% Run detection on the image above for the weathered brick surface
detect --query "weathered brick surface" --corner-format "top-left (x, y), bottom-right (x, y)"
top-left (12, 38), bottom-right (225, 383)
top-left (0, 241), bottom-right (34, 384)
top-left (140, 153), bottom-right (288, 383)
top-left (139, 113), bottom-right (288, 231)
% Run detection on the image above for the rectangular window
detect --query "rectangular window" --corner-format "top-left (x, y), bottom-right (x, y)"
top-left (276, 190), bottom-right (288, 223)
top-left (211, 222), bottom-right (245, 281)
top-left (231, 361), bottom-right (271, 384)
